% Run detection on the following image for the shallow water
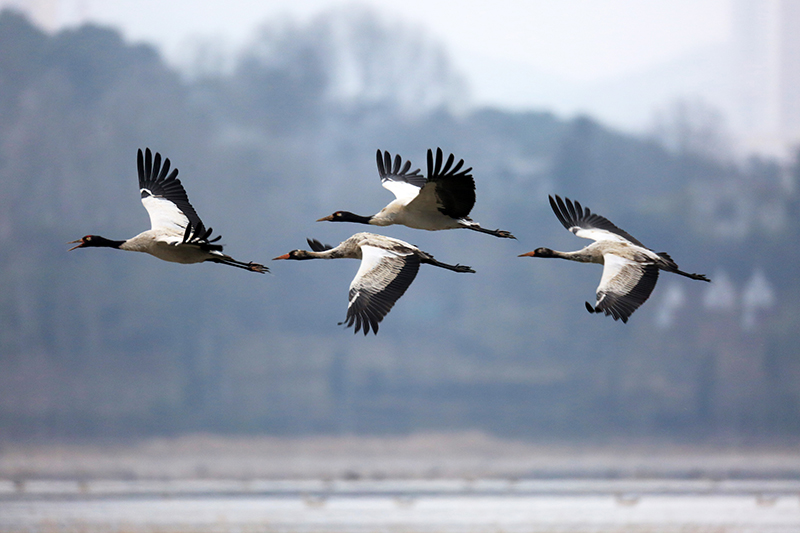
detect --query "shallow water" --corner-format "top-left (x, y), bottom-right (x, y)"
top-left (3, 480), bottom-right (800, 532)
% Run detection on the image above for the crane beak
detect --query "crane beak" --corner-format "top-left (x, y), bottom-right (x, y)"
top-left (273, 253), bottom-right (291, 260)
top-left (316, 215), bottom-right (334, 222)
top-left (518, 251), bottom-right (537, 257)
top-left (67, 239), bottom-right (85, 251)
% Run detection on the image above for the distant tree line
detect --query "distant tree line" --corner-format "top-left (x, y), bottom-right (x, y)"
top-left (0, 7), bottom-right (798, 444)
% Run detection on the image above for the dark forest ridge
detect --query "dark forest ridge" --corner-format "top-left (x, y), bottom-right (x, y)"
top-left (0, 9), bottom-right (795, 443)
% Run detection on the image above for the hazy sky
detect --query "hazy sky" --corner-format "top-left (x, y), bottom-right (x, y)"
top-left (9, 0), bottom-right (735, 131)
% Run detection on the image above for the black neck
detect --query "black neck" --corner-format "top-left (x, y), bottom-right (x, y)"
top-left (338, 212), bottom-right (374, 225)
top-left (88, 236), bottom-right (126, 249)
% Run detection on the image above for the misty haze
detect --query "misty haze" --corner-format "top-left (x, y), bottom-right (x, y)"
top-left (1, 2), bottom-right (799, 531)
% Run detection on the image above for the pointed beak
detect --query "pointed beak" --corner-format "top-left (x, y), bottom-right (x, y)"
top-left (273, 253), bottom-right (291, 260)
top-left (67, 239), bottom-right (84, 251)
top-left (518, 251), bottom-right (536, 257)
top-left (316, 215), bottom-right (333, 222)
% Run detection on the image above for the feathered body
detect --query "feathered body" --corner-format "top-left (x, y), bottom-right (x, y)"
top-left (69, 148), bottom-right (267, 273)
top-left (274, 232), bottom-right (474, 334)
top-left (519, 195), bottom-right (709, 323)
top-left (318, 148), bottom-right (514, 238)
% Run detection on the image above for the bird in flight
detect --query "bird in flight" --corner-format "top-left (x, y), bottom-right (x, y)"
top-left (519, 195), bottom-right (709, 322)
top-left (69, 148), bottom-right (267, 273)
top-left (273, 232), bottom-right (474, 334)
top-left (317, 148), bottom-right (514, 238)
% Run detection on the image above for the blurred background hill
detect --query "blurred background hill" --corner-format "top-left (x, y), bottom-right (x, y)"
top-left (0, 2), bottom-right (798, 447)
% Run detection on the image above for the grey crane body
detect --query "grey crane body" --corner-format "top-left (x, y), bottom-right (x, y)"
top-left (69, 148), bottom-right (267, 273)
top-left (274, 232), bottom-right (474, 334)
top-left (520, 196), bottom-right (709, 323)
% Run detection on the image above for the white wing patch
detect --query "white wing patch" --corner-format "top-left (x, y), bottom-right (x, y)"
top-left (404, 182), bottom-right (440, 214)
top-left (141, 192), bottom-right (189, 233)
top-left (381, 179), bottom-right (422, 201)
top-left (349, 245), bottom-right (403, 297)
top-left (597, 253), bottom-right (637, 295)
top-left (573, 226), bottom-right (633, 244)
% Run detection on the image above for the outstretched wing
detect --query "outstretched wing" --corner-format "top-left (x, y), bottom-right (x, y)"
top-left (421, 147), bottom-right (475, 219)
top-left (376, 150), bottom-right (426, 200)
top-left (341, 245), bottom-right (420, 335)
top-left (307, 238), bottom-right (333, 252)
top-left (138, 148), bottom-right (203, 234)
top-left (549, 195), bottom-right (645, 247)
top-left (589, 254), bottom-right (659, 323)
top-left (138, 148), bottom-right (223, 249)
top-left (179, 222), bottom-right (223, 252)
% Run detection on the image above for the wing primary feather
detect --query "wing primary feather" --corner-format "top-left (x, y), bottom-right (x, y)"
top-left (384, 151), bottom-right (392, 176)
top-left (362, 308), bottom-right (376, 335)
top-left (158, 157), bottom-right (171, 181)
top-left (549, 195), bottom-right (570, 229)
top-left (152, 152), bottom-right (162, 180)
top-left (307, 238), bottom-right (333, 252)
top-left (376, 150), bottom-right (386, 177)
top-left (137, 149), bottom-right (145, 183)
top-left (548, 196), bottom-right (568, 227)
top-left (434, 147), bottom-right (443, 176)
top-left (153, 152), bottom-right (160, 179)
top-left (564, 196), bottom-right (577, 221)
top-left (556, 195), bottom-right (571, 225)
top-left (441, 152), bottom-right (455, 174)
top-left (145, 148), bottom-right (153, 180)
top-left (367, 309), bottom-right (380, 335)
top-left (574, 199), bottom-right (585, 219)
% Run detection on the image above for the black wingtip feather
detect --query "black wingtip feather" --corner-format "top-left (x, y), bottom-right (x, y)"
top-left (549, 195), bottom-right (570, 229)
top-left (376, 150), bottom-right (385, 176)
top-left (152, 152), bottom-right (162, 179)
top-left (549, 194), bottom-right (648, 247)
top-left (434, 148), bottom-right (443, 176)
top-left (158, 157), bottom-right (171, 181)
top-left (563, 196), bottom-right (577, 221)
top-left (137, 149), bottom-right (144, 180)
top-left (307, 238), bottom-right (333, 252)
top-left (427, 149), bottom-right (434, 178)
top-left (441, 152), bottom-right (455, 175)
top-left (144, 148), bottom-right (153, 179)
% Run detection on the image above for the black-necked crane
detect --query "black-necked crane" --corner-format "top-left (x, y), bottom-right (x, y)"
top-left (273, 232), bottom-right (475, 334)
top-left (317, 148), bottom-right (515, 238)
top-left (519, 195), bottom-right (709, 323)
top-left (69, 148), bottom-right (267, 273)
